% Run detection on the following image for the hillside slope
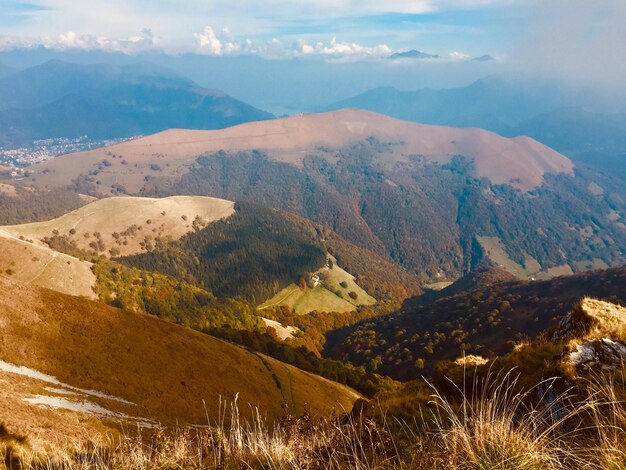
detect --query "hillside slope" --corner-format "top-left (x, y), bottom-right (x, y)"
top-left (322, 79), bottom-right (626, 179)
top-left (2, 195), bottom-right (234, 257)
top-left (0, 276), bottom-right (360, 443)
top-left (29, 109), bottom-right (572, 193)
top-left (0, 229), bottom-right (96, 298)
top-left (326, 267), bottom-right (626, 380)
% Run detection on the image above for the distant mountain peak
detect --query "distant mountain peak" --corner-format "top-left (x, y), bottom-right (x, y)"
top-left (389, 50), bottom-right (440, 60)
top-left (472, 54), bottom-right (495, 62)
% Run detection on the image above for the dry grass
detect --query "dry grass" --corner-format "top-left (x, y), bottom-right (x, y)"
top-left (1, 196), bottom-right (235, 258)
top-left (3, 370), bottom-right (626, 470)
top-left (0, 275), bottom-right (360, 432)
top-left (4, 398), bottom-right (402, 470)
top-left (576, 297), bottom-right (626, 340)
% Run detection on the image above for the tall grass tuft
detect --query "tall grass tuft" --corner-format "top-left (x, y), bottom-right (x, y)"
top-left (3, 370), bottom-right (626, 469)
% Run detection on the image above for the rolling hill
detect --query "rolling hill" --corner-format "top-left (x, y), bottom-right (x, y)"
top-left (0, 195), bottom-right (235, 299)
top-left (0, 60), bottom-right (273, 147)
top-left (0, 275), bottom-right (360, 445)
top-left (258, 257), bottom-right (377, 315)
top-left (29, 109), bottom-right (572, 192)
top-left (21, 110), bottom-right (626, 282)
top-left (1, 195), bottom-right (235, 257)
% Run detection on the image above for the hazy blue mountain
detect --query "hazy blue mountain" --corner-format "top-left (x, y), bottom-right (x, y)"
top-left (323, 77), bottom-right (579, 129)
top-left (389, 50), bottom-right (440, 60)
top-left (0, 62), bottom-right (15, 78)
top-left (323, 78), bottom-right (626, 177)
top-left (0, 60), bottom-right (273, 146)
top-left (510, 108), bottom-right (626, 178)
top-left (472, 54), bottom-right (495, 62)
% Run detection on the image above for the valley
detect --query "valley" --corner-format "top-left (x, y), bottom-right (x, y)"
top-left (1, 13), bottom-right (625, 465)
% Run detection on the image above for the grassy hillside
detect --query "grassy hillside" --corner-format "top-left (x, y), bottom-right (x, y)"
top-left (279, 211), bottom-right (422, 305)
top-left (20, 110), bottom-right (626, 282)
top-left (145, 146), bottom-right (626, 282)
top-left (3, 195), bottom-right (234, 257)
top-left (0, 275), bottom-right (360, 444)
top-left (326, 266), bottom-right (626, 380)
top-left (259, 259), bottom-right (376, 315)
top-left (0, 229), bottom-right (96, 298)
top-left (27, 109), bottom-right (572, 195)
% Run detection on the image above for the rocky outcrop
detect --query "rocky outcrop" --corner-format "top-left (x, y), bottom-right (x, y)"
top-left (555, 298), bottom-right (626, 373)
top-left (569, 338), bottom-right (626, 371)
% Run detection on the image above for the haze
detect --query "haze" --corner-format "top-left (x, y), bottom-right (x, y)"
top-left (1, 0), bottom-right (625, 113)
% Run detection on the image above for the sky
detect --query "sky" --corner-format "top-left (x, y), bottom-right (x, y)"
top-left (0, 0), bottom-right (531, 59)
top-left (0, 0), bottom-right (624, 113)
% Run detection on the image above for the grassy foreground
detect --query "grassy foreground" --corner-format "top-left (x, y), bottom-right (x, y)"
top-left (3, 371), bottom-right (625, 470)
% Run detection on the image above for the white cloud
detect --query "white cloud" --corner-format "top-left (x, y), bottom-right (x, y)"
top-left (0, 28), bottom-right (159, 54)
top-left (192, 26), bottom-right (392, 60)
top-left (448, 51), bottom-right (470, 60)
top-left (194, 26), bottom-right (226, 55)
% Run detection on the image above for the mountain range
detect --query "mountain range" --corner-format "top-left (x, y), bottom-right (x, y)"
top-left (13, 109), bottom-right (624, 285)
top-left (0, 60), bottom-right (273, 147)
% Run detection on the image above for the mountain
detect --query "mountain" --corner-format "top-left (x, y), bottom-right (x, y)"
top-left (322, 78), bottom-right (626, 177)
top-left (325, 266), bottom-right (626, 380)
top-left (472, 54), bottom-right (495, 62)
top-left (30, 108), bottom-right (572, 191)
top-left (0, 62), bottom-right (15, 78)
top-left (23, 110), bottom-right (626, 282)
top-left (0, 60), bottom-right (273, 146)
top-left (0, 275), bottom-right (360, 444)
top-left (389, 50), bottom-right (440, 60)
top-left (512, 107), bottom-right (626, 179)
top-left (322, 77), bottom-right (576, 131)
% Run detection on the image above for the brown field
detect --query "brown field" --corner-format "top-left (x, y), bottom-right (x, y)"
top-left (0, 182), bottom-right (17, 196)
top-left (477, 235), bottom-right (576, 280)
top-left (26, 110), bottom-right (573, 194)
top-left (0, 276), bottom-right (360, 446)
top-left (0, 230), bottom-right (96, 298)
top-left (2, 195), bottom-right (235, 257)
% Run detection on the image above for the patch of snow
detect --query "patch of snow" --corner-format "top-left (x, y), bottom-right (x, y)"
top-left (24, 395), bottom-right (126, 418)
top-left (43, 386), bottom-right (81, 396)
top-left (0, 359), bottom-right (133, 404)
top-left (22, 395), bottom-right (161, 428)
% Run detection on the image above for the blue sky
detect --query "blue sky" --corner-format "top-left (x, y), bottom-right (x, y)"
top-left (0, 0), bottom-right (528, 58)
top-left (0, 0), bottom-right (624, 98)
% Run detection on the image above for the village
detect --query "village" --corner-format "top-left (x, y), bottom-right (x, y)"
top-left (0, 136), bottom-right (136, 168)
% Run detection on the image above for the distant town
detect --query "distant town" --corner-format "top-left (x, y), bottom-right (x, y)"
top-left (0, 136), bottom-right (139, 168)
